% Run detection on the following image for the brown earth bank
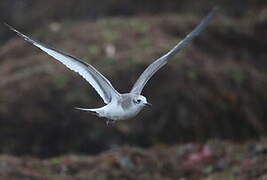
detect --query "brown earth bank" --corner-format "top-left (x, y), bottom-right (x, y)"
top-left (0, 139), bottom-right (267, 179)
top-left (1, 11), bottom-right (267, 157)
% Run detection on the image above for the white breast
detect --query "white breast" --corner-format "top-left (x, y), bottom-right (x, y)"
top-left (101, 102), bottom-right (142, 120)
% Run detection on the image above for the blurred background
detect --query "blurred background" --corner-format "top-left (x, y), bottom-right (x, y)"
top-left (1, 0), bottom-right (267, 179)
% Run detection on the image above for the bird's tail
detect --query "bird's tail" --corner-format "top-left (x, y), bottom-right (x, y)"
top-left (74, 107), bottom-right (99, 116)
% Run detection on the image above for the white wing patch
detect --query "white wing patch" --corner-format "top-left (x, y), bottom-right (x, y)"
top-left (6, 24), bottom-right (120, 104)
top-left (35, 45), bottom-right (108, 102)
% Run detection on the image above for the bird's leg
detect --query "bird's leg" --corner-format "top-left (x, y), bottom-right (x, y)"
top-left (106, 119), bottom-right (115, 126)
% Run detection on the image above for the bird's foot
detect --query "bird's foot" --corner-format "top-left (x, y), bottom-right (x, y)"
top-left (106, 119), bottom-right (115, 126)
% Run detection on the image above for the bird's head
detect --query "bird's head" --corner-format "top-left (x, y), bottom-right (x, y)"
top-left (133, 95), bottom-right (152, 107)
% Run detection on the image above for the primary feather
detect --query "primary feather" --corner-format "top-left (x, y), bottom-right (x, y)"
top-left (130, 8), bottom-right (218, 94)
top-left (5, 24), bottom-right (120, 104)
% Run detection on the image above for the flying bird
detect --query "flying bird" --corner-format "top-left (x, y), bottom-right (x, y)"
top-left (6, 9), bottom-right (217, 126)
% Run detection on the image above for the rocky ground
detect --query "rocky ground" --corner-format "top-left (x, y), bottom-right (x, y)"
top-left (0, 139), bottom-right (267, 179)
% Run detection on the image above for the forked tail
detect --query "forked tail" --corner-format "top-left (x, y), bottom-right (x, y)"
top-left (74, 107), bottom-right (99, 116)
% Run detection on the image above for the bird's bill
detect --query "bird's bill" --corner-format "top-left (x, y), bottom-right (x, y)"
top-left (144, 102), bottom-right (152, 107)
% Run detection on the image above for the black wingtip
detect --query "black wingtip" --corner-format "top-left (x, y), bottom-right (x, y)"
top-left (4, 22), bottom-right (15, 31)
top-left (206, 6), bottom-right (219, 20)
top-left (207, 6), bottom-right (220, 19)
top-left (3, 23), bottom-right (35, 44)
top-left (3, 22), bottom-right (9, 27)
top-left (4, 23), bottom-right (21, 36)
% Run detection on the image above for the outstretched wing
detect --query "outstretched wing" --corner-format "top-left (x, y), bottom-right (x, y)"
top-left (130, 8), bottom-right (217, 94)
top-left (6, 24), bottom-right (120, 104)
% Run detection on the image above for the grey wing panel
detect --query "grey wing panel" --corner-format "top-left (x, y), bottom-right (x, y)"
top-left (130, 58), bottom-right (167, 94)
top-left (130, 8), bottom-right (217, 94)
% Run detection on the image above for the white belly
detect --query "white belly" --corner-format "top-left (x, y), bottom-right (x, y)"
top-left (101, 103), bottom-right (142, 121)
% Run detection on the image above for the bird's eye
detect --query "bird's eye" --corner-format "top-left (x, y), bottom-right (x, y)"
top-left (136, 99), bottom-right (141, 104)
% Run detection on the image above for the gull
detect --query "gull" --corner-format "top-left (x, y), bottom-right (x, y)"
top-left (6, 9), bottom-right (217, 125)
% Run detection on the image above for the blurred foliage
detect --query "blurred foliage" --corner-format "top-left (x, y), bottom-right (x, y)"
top-left (0, 0), bottom-right (267, 159)
top-left (1, 0), bottom-right (267, 41)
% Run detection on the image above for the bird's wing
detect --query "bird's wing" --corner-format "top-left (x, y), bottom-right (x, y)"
top-left (130, 8), bottom-right (217, 94)
top-left (6, 24), bottom-right (120, 104)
